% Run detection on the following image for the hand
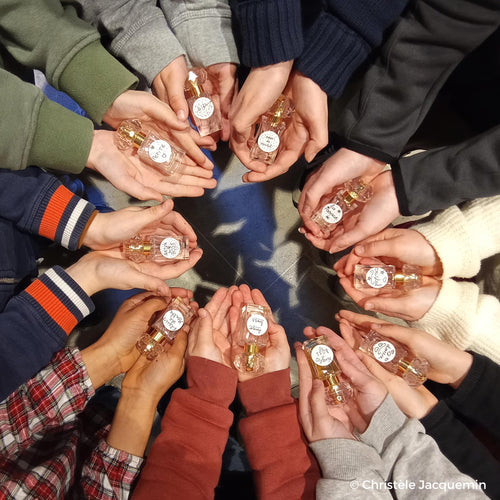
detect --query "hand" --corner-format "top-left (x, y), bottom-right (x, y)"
top-left (206, 63), bottom-right (238, 142)
top-left (81, 292), bottom-right (171, 388)
top-left (103, 89), bottom-right (215, 168)
top-left (82, 199), bottom-right (197, 250)
top-left (298, 148), bottom-right (386, 237)
top-left (295, 340), bottom-right (354, 442)
top-left (152, 55), bottom-right (190, 122)
top-left (242, 71), bottom-right (328, 183)
top-left (335, 228), bottom-right (443, 278)
top-left (229, 284), bottom-right (291, 382)
top-left (65, 250), bottom-right (201, 297)
top-left (303, 326), bottom-right (388, 432)
top-left (188, 286), bottom-right (237, 367)
top-left (86, 130), bottom-right (216, 200)
top-left (121, 328), bottom-right (188, 406)
top-left (229, 61), bottom-right (293, 172)
top-left (338, 268), bottom-right (441, 321)
top-left (302, 171), bottom-right (400, 253)
top-left (337, 310), bottom-right (474, 389)
top-left (337, 314), bottom-right (439, 418)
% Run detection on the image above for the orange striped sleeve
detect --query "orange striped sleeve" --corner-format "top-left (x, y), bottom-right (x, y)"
top-left (25, 280), bottom-right (77, 334)
top-left (38, 185), bottom-right (74, 241)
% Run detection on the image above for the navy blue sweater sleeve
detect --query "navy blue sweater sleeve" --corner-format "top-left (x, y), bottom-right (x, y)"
top-left (445, 352), bottom-right (500, 441)
top-left (230, 0), bottom-right (304, 67)
top-left (296, 0), bottom-right (408, 97)
top-left (0, 266), bottom-right (94, 400)
top-left (0, 167), bottom-right (96, 250)
top-left (421, 401), bottom-right (500, 498)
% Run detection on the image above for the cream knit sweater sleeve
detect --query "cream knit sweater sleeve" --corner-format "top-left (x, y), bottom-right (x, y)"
top-left (410, 196), bottom-right (500, 362)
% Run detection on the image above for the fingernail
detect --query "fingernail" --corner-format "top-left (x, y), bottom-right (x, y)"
top-left (365, 303), bottom-right (373, 310)
top-left (177, 110), bottom-right (187, 121)
top-left (198, 308), bottom-right (207, 318)
top-left (355, 245), bottom-right (365, 255)
top-left (293, 341), bottom-right (302, 350)
top-left (298, 227), bottom-right (305, 234)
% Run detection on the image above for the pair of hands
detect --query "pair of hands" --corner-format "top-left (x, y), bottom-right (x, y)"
top-left (82, 289), bottom-right (195, 406)
top-left (298, 148), bottom-right (400, 253)
top-left (188, 284), bottom-right (291, 381)
top-left (229, 61), bottom-right (329, 183)
top-left (334, 227), bottom-right (443, 321)
top-left (336, 309), bottom-right (473, 419)
top-left (153, 57), bottom-right (237, 143)
top-left (86, 90), bottom-right (216, 201)
top-left (295, 325), bottom-right (388, 443)
top-left (67, 200), bottom-right (201, 297)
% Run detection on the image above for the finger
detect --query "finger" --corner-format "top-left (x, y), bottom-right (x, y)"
top-left (148, 248), bottom-right (203, 280)
top-left (144, 95), bottom-right (189, 131)
top-left (228, 304), bottom-right (241, 339)
top-left (310, 378), bottom-right (331, 427)
top-left (193, 308), bottom-right (214, 349)
top-left (332, 253), bottom-right (350, 276)
top-left (250, 288), bottom-right (272, 312)
top-left (369, 322), bottom-right (417, 346)
top-left (164, 211), bottom-right (197, 242)
top-left (204, 287), bottom-right (229, 328)
top-left (243, 155), bottom-right (293, 182)
top-left (338, 277), bottom-right (377, 306)
top-left (130, 200), bottom-right (174, 233)
top-left (295, 343), bottom-right (314, 432)
top-left (303, 121), bottom-right (328, 163)
top-left (169, 329), bottom-right (189, 360)
top-left (179, 164), bottom-right (215, 179)
top-left (237, 284), bottom-right (253, 304)
top-left (363, 297), bottom-right (407, 317)
top-left (166, 85), bottom-right (190, 123)
top-left (302, 326), bottom-right (318, 340)
top-left (120, 265), bottom-right (170, 296)
top-left (117, 291), bottom-right (165, 312)
top-left (354, 238), bottom-right (401, 260)
top-left (165, 173), bottom-right (217, 189)
top-left (112, 173), bottom-right (164, 203)
top-left (337, 309), bottom-right (389, 329)
top-left (337, 320), bottom-right (359, 349)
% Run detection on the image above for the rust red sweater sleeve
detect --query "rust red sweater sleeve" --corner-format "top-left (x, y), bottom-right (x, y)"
top-left (238, 369), bottom-right (320, 500)
top-left (133, 357), bottom-right (238, 500)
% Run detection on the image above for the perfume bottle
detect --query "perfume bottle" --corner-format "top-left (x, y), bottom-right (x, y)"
top-left (115, 119), bottom-right (185, 175)
top-left (250, 95), bottom-right (294, 165)
top-left (302, 335), bottom-right (353, 405)
top-left (233, 304), bottom-right (270, 374)
top-left (360, 330), bottom-right (429, 386)
top-left (353, 264), bottom-right (422, 291)
top-left (184, 68), bottom-right (221, 137)
top-left (311, 177), bottom-right (373, 232)
top-left (136, 297), bottom-right (195, 360)
top-left (121, 234), bottom-right (190, 263)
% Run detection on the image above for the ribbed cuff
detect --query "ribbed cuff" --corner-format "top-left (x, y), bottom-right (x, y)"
top-left (28, 96), bottom-right (93, 174)
top-left (238, 368), bottom-right (293, 414)
top-left (59, 40), bottom-right (138, 123)
top-left (447, 353), bottom-right (486, 409)
top-left (333, 133), bottom-right (396, 165)
top-left (23, 266), bottom-right (95, 335)
top-left (187, 357), bottom-right (238, 407)
top-left (34, 183), bottom-right (96, 250)
top-left (296, 12), bottom-right (370, 97)
top-left (234, 0), bottom-right (303, 66)
top-left (419, 400), bottom-right (451, 431)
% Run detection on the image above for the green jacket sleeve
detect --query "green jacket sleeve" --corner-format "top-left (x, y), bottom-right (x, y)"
top-left (0, 0), bottom-right (137, 123)
top-left (0, 69), bottom-right (92, 173)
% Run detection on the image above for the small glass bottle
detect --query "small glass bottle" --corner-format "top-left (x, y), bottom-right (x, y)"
top-left (250, 95), bottom-right (294, 165)
top-left (311, 177), bottom-right (373, 232)
top-left (353, 264), bottom-right (422, 291)
top-left (302, 335), bottom-right (353, 405)
top-left (360, 330), bottom-right (429, 386)
top-left (121, 234), bottom-right (190, 263)
top-left (184, 68), bottom-right (222, 137)
top-left (136, 297), bottom-right (195, 360)
top-left (115, 119), bottom-right (185, 175)
top-left (233, 303), bottom-right (270, 374)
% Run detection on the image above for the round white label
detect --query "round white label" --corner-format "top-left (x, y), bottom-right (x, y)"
top-left (321, 203), bottom-right (343, 224)
top-left (373, 341), bottom-right (396, 363)
top-left (257, 131), bottom-right (280, 153)
top-left (246, 314), bottom-right (268, 336)
top-left (365, 267), bottom-right (389, 288)
top-left (311, 344), bottom-right (334, 366)
top-left (148, 139), bottom-right (172, 164)
top-left (192, 97), bottom-right (214, 120)
top-left (159, 237), bottom-right (181, 259)
top-left (163, 309), bottom-right (184, 332)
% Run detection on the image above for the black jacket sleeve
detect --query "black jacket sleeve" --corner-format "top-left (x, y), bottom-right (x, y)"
top-left (392, 125), bottom-right (500, 215)
top-left (421, 401), bottom-right (500, 498)
top-left (336, 0), bottom-right (500, 162)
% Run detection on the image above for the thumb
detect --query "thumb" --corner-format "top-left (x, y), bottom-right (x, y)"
top-left (195, 308), bottom-right (214, 347)
top-left (310, 378), bottom-right (330, 423)
top-left (129, 199), bottom-right (174, 232)
top-left (167, 79), bottom-right (190, 122)
top-left (122, 266), bottom-right (170, 297)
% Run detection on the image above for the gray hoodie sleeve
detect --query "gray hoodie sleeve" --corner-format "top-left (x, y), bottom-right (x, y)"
top-left (159, 0), bottom-right (239, 67)
top-left (74, 0), bottom-right (186, 86)
top-left (310, 396), bottom-right (487, 499)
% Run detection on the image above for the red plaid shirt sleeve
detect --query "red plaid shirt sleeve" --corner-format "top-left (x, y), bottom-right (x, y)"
top-left (0, 347), bottom-right (93, 461)
top-left (82, 440), bottom-right (143, 499)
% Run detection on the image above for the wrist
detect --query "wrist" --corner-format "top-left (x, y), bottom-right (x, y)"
top-left (81, 342), bottom-right (122, 390)
top-left (85, 130), bottom-right (105, 172)
top-left (449, 352), bottom-right (474, 389)
top-left (120, 386), bottom-right (160, 411)
top-left (65, 253), bottom-right (101, 296)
